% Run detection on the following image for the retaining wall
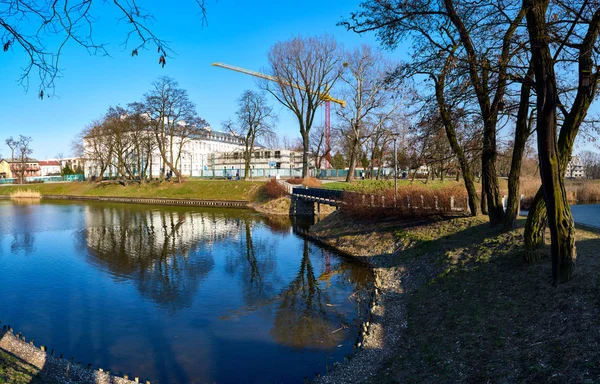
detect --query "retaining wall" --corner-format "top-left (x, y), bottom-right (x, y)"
top-left (0, 194), bottom-right (249, 208)
top-left (0, 322), bottom-right (145, 383)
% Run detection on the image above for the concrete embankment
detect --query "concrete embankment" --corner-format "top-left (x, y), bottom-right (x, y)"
top-left (0, 194), bottom-right (249, 208)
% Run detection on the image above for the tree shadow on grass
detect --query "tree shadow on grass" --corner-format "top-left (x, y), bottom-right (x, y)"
top-left (369, 224), bottom-right (600, 384)
top-left (0, 348), bottom-right (42, 384)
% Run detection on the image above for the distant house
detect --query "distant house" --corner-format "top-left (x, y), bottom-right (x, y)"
top-left (566, 156), bottom-right (586, 179)
top-left (0, 159), bottom-right (12, 178)
top-left (5, 158), bottom-right (41, 177)
top-left (39, 160), bottom-right (62, 176)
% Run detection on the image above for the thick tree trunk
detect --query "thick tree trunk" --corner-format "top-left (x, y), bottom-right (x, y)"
top-left (482, 140), bottom-right (504, 225)
top-left (523, 188), bottom-right (546, 262)
top-left (301, 131), bottom-right (309, 178)
top-left (524, 5), bottom-right (600, 256)
top-left (481, 175), bottom-right (488, 215)
top-left (503, 65), bottom-right (534, 230)
top-left (345, 137), bottom-right (360, 182)
top-left (526, 0), bottom-right (576, 284)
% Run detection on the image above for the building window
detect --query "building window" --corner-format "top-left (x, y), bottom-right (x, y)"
top-left (264, 151), bottom-right (271, 159)
top-left (233, 152), bottom-right (239, 160)
top-left (254, 151), bottom-right (261, 159)
top-left (275, 151), bottom-right (281, 159)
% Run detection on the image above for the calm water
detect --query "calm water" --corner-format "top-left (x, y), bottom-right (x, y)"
top-left (0, 201), bottom-right (373, 383)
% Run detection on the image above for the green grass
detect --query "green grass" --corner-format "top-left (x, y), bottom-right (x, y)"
top-left (321, 179), bottom-right (462, 192)
top-left (0, 180), bottom-right (263, 201)
top-left (0, 350), bottom-right (42, 384)
top-left (312, 213), bottom-right (600, 383)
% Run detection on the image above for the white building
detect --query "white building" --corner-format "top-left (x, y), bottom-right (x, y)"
top-left (84, 127), bottom-right (246, 178)
top-left (212, 148), bottom-right (304, 177)
top-left (566, 156), bottom-right (586, 179)
top-left (39, 160), bottom-right (62, 176)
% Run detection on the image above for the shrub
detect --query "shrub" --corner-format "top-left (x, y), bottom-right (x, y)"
top-left (260, 179), bottom-right (288, 199)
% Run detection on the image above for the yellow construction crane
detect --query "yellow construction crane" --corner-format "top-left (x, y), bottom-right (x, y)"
top-left (212, 62), bottom-right (346, 107)
top-left (212, 62), bottom-right (346, 166)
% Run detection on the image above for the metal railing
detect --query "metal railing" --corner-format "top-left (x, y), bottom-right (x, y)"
top-left (292, 187), bottom-right (344, 202)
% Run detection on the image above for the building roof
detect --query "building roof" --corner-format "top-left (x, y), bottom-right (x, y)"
top-left (39, 160), bottom-right (61, 166)
top-left (4, 158), bottom-right (39, 163)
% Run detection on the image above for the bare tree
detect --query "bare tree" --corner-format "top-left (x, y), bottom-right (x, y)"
top-left (224, 90), bottom-right (276, 180)
top-left (343, 0), bottom-right (528, 225)
top-left (309, 125), bottom-right (328, 173)
top-left (14, 136), bottom-right (33, 183)
top-left (524, 0), bottom-right (600, 283)
top-left (1, 0), bottom-right (206, 96)
top-left (264, 35), bottom-right (343, 177)
top-left (82, 119), bottom-right (115, 179)
top-left (580, 151), bottom-right (600, 179)
top-left (5, 137), bottom-right (17, 162)
top-left (142, 76), bottom-right (206, 183)
top-left (336, 45), bottom-right (395, 182)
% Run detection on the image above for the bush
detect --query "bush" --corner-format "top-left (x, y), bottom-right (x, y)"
top-left (260, 179), bottom-right (288, 199)
top-left (341, 184), bottom-right (469, 219)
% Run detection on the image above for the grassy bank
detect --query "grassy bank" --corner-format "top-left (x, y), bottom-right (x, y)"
top-left (322, 179), bottom-right (460, 192)
top-left (0, 350), bottom-right (42, 384)
top-left (311, 213), bottom-right (600, 383)
top-left (0, 180), bottom-right (262, 201)
top-left (323, 177), bottom-right (600, 204)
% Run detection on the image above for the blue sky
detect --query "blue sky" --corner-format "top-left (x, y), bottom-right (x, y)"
top-left (0, 1), bottom-right (406, 159)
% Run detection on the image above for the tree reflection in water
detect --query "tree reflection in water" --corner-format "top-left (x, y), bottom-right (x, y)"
top-left (224, 218), bottom-right (279, 306)
top-left (271, 240), bottom-right (346, 349)
top-left (81, 206), bottom-right (241, 312)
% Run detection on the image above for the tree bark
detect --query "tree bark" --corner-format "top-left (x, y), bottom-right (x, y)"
top-left (526, 0), bottom-right (576, 284)
top-left (345, 137), bottom-right (360, 182)
top-left (524, 4), bottom-right (600, 256)
top-left (302, 131), bottom-right (309, 178)
top-left (434, 71), bottom-right (480, 216)
top-left (480, 174), bottom-right (488, 215)
top-left (503, 64), bottom-right (534, 230)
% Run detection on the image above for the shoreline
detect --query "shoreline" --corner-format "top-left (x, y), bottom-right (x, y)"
top-left (0, 194), bottom-right (249, 208)
top-left (0, 327), bottom-right (139, 384)
top-left (302, 212), bottom-right (413, 384)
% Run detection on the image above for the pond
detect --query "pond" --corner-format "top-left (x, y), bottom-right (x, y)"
top-left (0, 201), bottom-right (373, 383)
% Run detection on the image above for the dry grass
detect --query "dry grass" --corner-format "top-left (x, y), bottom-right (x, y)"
top-left (9, 189), bottom-right (41, 199)
top-left (342, 184), bottom-right (469, 219)
top-left (286, 177), bottom-right (322, 187)
top-left (519, 177), bottom-right (600, 204)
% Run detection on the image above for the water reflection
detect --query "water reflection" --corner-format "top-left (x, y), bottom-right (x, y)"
top-left (272, 240), bottom-right (343, 349)
top-left (80, 206), bottom-right (246, 311)
top-left (0, 202), bottom-right (373, 384)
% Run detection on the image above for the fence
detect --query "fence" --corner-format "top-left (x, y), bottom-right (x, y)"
top-left (0, 174), bottom-right (84, 184)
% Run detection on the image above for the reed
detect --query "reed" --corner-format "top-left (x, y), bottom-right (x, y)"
top-left (9, 189), bottom-right (41, 199)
